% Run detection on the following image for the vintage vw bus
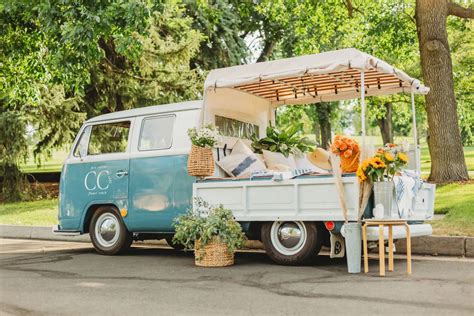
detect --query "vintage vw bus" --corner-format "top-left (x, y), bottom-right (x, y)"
top-left (55, 49), bottom-right (435, 265)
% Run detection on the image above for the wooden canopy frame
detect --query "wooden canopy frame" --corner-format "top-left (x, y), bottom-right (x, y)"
top-left (233, 69), bottom-right (409, 103)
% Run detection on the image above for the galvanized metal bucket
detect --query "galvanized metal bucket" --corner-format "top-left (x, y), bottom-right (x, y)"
top-left (341, 222), bottom-right (361, 273)
top-left (373, 181), bottom-right (394, 218)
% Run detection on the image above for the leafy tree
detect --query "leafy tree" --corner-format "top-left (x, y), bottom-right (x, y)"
top-left (415, 0), bottom-right (472, 182)
top-left (0, 0), bottom-right (203, 201)
top-left (184, 0), bottom-right (248, 69)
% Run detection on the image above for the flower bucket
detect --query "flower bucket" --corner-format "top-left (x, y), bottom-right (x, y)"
top-left (194, 238), bottom-right (234, 267)
top-left (341, 222), bottom-right (362, 273)
top-left (187, 145), bottom-right (214, 177)
top-left (340, 151), bottom-right (360, 173)
top-left (373, 181), bottom-right (394, 218)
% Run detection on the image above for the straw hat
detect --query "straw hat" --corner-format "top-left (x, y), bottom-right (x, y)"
top-left (307, 148), bottom-right (332, 170)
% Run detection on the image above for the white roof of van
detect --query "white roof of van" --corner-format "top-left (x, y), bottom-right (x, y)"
top-left (86, 100), bottom-right (202, 123)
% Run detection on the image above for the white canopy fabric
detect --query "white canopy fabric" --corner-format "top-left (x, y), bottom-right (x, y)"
top-left (204, 48), bottom-right (429, 106)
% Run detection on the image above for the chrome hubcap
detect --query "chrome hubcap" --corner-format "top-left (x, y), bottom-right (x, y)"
top-left (95, 213), bottom-right (120, 248)
top-left (270, 221), bottom-right (307, 255)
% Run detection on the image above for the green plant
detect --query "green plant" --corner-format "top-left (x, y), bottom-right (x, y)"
top-left (251, 123), bottom-right (315, 157)
top-left (173, 198), bottom-right (246, 254)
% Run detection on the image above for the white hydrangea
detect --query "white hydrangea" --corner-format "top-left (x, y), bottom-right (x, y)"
top-left (188, 124), bottom-right (221, 148)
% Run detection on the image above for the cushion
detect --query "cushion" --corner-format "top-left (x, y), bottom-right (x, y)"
top-left (217, 140), bottom-right (266, 177)
top-left (262, 150), bottom-right (297, 171)
top-left (294, 155), bottom-right (328, 173)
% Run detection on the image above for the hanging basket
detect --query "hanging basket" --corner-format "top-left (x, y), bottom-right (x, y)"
top-left (194, 238), bottom-right (234, 267)
top-left (341, 151), bottom-right (360, 173)
top-left (187, 145), bottom-right (215, 177)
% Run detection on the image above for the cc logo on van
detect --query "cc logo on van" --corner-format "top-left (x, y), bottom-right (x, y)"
top-left (84, 170), bottom-right (111, 191)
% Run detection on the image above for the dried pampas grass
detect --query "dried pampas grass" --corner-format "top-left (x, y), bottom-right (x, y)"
top-left (329, 153), bottom-right (348, 224)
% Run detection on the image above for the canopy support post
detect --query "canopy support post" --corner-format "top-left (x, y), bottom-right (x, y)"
top-left (361, 70), bottom-right (366, 148)
top-left (411, 91), bottom-right (420, 174)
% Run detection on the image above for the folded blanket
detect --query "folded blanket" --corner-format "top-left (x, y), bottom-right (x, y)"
top-left (250, 168), bottom-right (315, 181)
top-left (394, 172), bottom-right (423, 218)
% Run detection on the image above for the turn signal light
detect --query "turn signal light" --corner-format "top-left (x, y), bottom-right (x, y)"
top-left (325, 221), bottom-right (335, 231)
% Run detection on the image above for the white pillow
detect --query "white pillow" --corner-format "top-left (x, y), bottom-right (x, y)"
top-left (217, 140), bottom-right (266, 177)
top-left (294, 155), bottom-right (328, 173)
top-left (262, 150), bottom-right (297, 170)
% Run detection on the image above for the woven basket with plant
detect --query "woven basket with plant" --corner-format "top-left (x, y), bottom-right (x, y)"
top-left (194, 237), bottom-right (234, 267)
top-left (173, 198), bottom-right (246, 267)
top-left (330, 135), bottom-right (360, 172)
top-left (187, 125), bottom-right (220, 177)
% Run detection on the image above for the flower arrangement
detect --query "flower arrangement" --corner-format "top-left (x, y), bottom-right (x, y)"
top-left (187, 124), bottom-right (220, 148)
top-left (357, 143), bottom-right (409, 182)
top-left (330, 135), bottom-right (360, 158)
top-left (330, 135), bottom-right (360, 172)
top-left (173, 198), bottom-right (246, 257)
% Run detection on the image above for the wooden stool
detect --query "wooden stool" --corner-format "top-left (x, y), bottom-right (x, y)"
top-left (362, 219), bottom-right (411, 276)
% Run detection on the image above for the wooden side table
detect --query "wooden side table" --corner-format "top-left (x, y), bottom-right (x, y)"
top-left (362, 219), bottom-right (411, 276)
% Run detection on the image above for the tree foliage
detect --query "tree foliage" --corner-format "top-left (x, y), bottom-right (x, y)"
top-left (0, 0), bottom-right (204, 200)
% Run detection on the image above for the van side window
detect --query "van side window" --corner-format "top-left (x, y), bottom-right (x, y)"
top-left (215, 115), bottom-right (259, 139)
top-left (73, 126), bottom-right (91, 157)
top-left (88, 121), bottom-right (131, 155)
top-left (139, 115), bottom-right (175, 151)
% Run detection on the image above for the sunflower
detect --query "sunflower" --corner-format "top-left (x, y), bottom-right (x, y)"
top-left (356, 165), bottom-right (367, 181)
top-left (361, 159), bottom-right (370, 171)
top-left (397, 152), bottom-right (408, 164)
top-left (384, 152), bottom-right (394, 162)
top-left (369, 157), bottom-right (386, 169)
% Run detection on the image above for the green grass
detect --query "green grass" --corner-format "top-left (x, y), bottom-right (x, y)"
top-left (0, 199), bottom-right (58, 226)
top-left (431, 182), bottom-right (474, 236)
top-left (421, 146), bottom-right (474, 173)
top-left (20, 150), bottom-right (68, 174)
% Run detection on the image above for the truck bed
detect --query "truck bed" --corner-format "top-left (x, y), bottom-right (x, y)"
top-left (193, 173), bottom-right (435, 222)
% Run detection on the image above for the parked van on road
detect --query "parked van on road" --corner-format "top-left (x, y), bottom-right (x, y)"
top-left (55, 49), bottom-right (435, 265)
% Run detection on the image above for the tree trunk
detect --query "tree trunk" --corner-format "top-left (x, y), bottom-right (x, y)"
top-left (1, 163), bottom-right (29, 202)
top-left (377, 102), bottom-right (393, 145)
top-left (317, 103), bottom-right (332, 149)
top-left (415, 0), bottom-right (469, 183)
top-left (257, 40), bottom-right (275, 62)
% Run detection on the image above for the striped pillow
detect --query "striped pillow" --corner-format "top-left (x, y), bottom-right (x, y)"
top-left (217, 140), bottom-right (266, 177)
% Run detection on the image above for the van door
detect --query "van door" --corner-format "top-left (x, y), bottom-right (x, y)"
top-left (60, 120), bottom-right (132, 231)
top-left (126, 112), bottom-right (196, 232)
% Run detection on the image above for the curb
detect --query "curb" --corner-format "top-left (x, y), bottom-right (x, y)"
top-left (0, 225), bottom-right (90, 243)
top-left (1, 224), bottom-right (472, 257)
top-left (395, 236), bottom-right (469, 257)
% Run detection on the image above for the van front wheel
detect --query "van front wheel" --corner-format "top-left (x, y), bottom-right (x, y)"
top-left (261, 221), bottom-right (322, 265)
top-left (90, 206), bottom-right (133, 255)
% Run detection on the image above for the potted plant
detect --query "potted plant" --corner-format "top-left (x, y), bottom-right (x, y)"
top-left (173, 198), bottom-right (246, 267)
top-left (357, 144), bottom-right (409, 218)
top-left (251, 123), bottom-right (314, 157)
top-left (187, 124), bottom-right (220, 177)
top-left (330, 135), bottom-right (360, 172)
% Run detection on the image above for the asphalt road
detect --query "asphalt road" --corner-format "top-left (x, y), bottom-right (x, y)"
top-left (1, 239), bottom-right (473, 316)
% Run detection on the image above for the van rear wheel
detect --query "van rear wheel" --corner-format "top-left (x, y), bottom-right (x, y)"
top-left (90, 206), bottom-right (133, 255)
top-left (261, 221), bottom-right (322, 265)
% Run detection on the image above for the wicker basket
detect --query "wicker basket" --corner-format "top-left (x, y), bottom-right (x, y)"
top-left (194, 238), bottom-right (234, 267)
top-left (187, 145), bottom-right (215, 177)
top-left (341, 151), bottom-right (360, 173)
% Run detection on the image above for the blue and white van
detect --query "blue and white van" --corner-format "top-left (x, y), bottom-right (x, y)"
top-left (55, 49), bottom-right (435, 265)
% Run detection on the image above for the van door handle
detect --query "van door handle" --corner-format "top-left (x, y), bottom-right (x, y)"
top-left (116, 170), bottom-right (129, 177)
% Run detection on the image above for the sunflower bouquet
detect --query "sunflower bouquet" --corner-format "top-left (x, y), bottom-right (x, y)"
top-left (357, 143), bottom-right (408, 182)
